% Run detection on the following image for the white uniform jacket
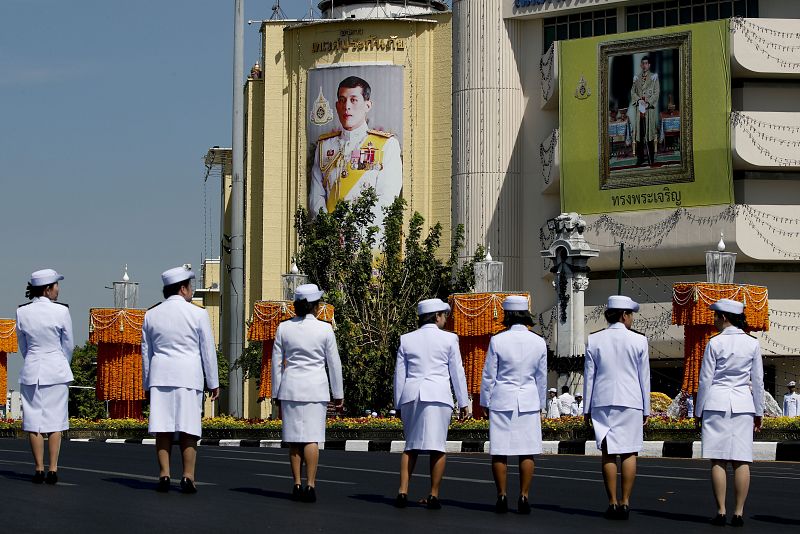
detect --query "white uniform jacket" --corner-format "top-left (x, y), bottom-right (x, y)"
top-left (142, 296), bottom-right (219, 392)
top-left (571, 400), bottom-right (584, 416)
top-left (394, 324), bottom-right (469, 409)
top-left (584, 323), bottom-right (651, 415)
top-left (784, 392), bottom-right (800, 417)
top-left (16, 297), bottom-right (74, 386)
top-left (479, 325), bottom-right (548, 413)
top-left (695, 326), bottom-right (765, 417)
top-left (271, 315), bottom-right (343, 402)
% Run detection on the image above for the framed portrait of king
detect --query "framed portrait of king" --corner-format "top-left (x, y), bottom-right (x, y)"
top-left (599, 32), bottom-right (693, 189)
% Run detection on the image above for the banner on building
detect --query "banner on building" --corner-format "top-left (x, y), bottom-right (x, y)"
top-left (307, 64), bottom-right (404, 232)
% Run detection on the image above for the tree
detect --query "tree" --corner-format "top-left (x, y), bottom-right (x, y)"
top-left (69, 342), bottom-right (106, 419)
top-left (295, 188), bottom-right (482, 414)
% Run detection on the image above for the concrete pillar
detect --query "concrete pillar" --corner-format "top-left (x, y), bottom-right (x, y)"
top-left (452, 0), bottom-right (524, 288)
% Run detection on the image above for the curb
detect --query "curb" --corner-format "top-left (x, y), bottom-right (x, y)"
top-left (65, 438), bottom-right (800, 461)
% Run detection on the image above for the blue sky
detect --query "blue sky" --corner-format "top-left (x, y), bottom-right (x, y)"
top-left (1, 0), bottom-right (314, 384)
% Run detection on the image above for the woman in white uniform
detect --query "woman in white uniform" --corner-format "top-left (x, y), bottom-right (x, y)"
top-left (393, 298), bottom-right (469, 510)
top-left (695, 298), bottom-right (764, 527)
top-left (584, 295), bottom-right (650, 520)
top-left (142, 266), bottom-right (220, 494)
top-left (479, 295), bottom-right (547, 514)
top-left (272, 284), bottom-right (343, 503)
top-left (16, 269), bottom-right (74, 485)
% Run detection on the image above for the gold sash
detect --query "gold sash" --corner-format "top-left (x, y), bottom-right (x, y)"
top-left (321, 133), bottom-right (390, 213)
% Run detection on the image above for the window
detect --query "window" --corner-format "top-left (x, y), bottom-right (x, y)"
top-left (543, 8), bottom-right (617, 51)
top-left (626, 0), bottom-right (759, 32)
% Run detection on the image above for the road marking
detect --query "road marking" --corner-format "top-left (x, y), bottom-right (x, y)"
top-left (0, 449), bottom-right (29, 454)
top-left (254, 474), bottom-right (355, 485)
top-left (0, 459), bottom-right (214, 485)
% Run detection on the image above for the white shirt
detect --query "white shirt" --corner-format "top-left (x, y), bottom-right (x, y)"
top-left (570, 400), bottom-right (584, 416)
top-left (584, 323), bottom-right (651, 415)
top-left (394, 324), bottom-right (469, 409)
top-left (272, 315), bottom-right (343, 402)
top-left (142, 295), bottom-right (219, 392)
top-left (545, 396), bottom-right (561, 419)
top-left (696, 326), bottom-right (764, 417)
top-left (784, 392), bottom-right (800, 417)
top-left (479, 325), bottom-right (548, 412)
top-left (558, 392), bottom-right (575, 414)
top-left (309, 122), bottom-right (403, 230)
top-left (16, 297), bottom-right (74, 386)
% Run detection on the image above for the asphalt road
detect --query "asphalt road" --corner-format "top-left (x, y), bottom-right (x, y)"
top-left (1, 439), bottom-right (799, 533)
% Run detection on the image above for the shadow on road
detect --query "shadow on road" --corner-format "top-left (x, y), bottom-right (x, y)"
top-left (635, 508), bottom-right (710, 523)
top-left (230, 487), bottom-right (294, 501)
top-left (532, 503), bottom-right (604, 518)
top-left (349, 493), bottom-right (403, 507)
top-left (102, 477), bottom-right (159, 491)
top-left (751, 515), bottom-right (800, 526)
top-left (0, 469), bottom-right (33, 483)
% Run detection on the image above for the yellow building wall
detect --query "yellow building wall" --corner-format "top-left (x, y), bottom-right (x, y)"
top-left (253, 14), bottom-right (454, 303)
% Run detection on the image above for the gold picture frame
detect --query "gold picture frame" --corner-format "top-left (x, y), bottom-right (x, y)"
top-left (599, 32), bottom-right (693, 190)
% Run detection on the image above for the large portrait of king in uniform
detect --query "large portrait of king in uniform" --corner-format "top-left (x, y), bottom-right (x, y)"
top-left (599, 32), bottom-right (693, 189)
top-left (308, 65), bottom-right (403, 233)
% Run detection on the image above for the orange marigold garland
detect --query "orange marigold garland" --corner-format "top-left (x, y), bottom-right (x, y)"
top-left (0, 319), bottom-right (18, 408)
top-left (447, 293), bottom-right (531, 396)
top-left (248, 301), bottom-right (335, 399)
top-left (672, 283), bottom-right (769, 394)
top-left (89, 309), bottom-right (146, 418)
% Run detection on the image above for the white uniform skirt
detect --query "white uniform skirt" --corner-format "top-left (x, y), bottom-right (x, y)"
top-left (148, 386), bottom-right (203, 438)
top-left (591, 406), bottom-right (644, 454)
top-left (702, 407), bottom-right (754, 463)
top-left (489, 408), bottom-right (542, 456)
top-left (21, 383), bottom-right (69, 433)
top-left (281, 400), bottom-right (328, 443)
top-left (401, 398), bottom-right (452, 452)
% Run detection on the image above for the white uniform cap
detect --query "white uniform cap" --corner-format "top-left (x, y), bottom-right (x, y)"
top-left (548, 387), bottom-right (557, 393)
top-left (417, 298), bottom-right (451, 315)
top-left (161, 266), bottom-right (195, 286)
top-left (789, 381), bottom-right (796, 387)
top-left (502, 295), bottom-right (529, 311)
top-left (30, 269), bottom-right (64, 287)
top-left (607, 295), bottom-right (640, 312)
top-left (294, 283), bottom-right (324, 302)
top-left (709, 298), bottom-right (744, 315)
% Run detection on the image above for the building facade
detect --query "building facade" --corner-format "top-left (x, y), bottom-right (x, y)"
top-left (454, 0), bottom-right (800, 396)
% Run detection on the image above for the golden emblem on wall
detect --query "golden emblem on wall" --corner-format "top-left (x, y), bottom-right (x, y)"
top-left (311, 86), bottom-right (334, 126)
top-left (574, 74), bottom-right (591, 100)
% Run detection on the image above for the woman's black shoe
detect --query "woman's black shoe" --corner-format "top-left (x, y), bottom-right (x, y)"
top-left (45, 471), bottom-right (58, 485)
top-left (303, 485), bottom-right (317, 503)
top-left (426, 495), bottom-right (441, 510)
top-left (517, 495), bottom-right (531, 515)
top-left (179, 477), bottom-right (197, 494)
top-left (394, 493), bottom-right (408, 508)
top-left (32, 471), bottom-right (45, 484)
top-left (155, 476), bottom-right (171, 493)
top-left (619, 504), bottom-right (630, 520)
top-left (710, 513), bottom-right (727, 526)
top-left (604, 504), bottom-right (619, 520)
top-left (291, 484), bottom-right (303, 501)
top-left (495, 494), bottom-right (508, 514)
top-left (731, 515), bottom-right (744, 527)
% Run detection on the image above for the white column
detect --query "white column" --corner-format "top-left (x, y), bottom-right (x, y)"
top-left (452, 0), bottom-right (524, 288)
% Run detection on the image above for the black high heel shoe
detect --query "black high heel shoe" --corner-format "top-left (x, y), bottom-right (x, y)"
top-left (710, 513), bottom-right (727, 526)
top-left (618, 504), bottom-right (630, 520)
top-left (32, 470), bottom-right (45, 484)
top-left (426, 495), bottom-right (441, 510)
top-left (303, 485), bottom-right (317, 503)
top-left (495, 494), bottom-right (508, 514)
top-left (155, 476), bottom-right (171, 493)
top-left (45, 471), bottom-right (58, 485)
top-left (604, 504), bottom-right (619, 520)
top-left (394, 493), bottom-right (408, 508)
top-left (517, 495), bottom-right (531, 515)
top-left (291, 484), bottom-right (303, 501)
top-left (179, 477), bottom-right (197, 494)
top-left (731, 515), bottom-right (744, 527)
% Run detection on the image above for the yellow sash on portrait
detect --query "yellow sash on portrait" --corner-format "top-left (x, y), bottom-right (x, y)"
top-left (323, 132), bottom-right (391, 213)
